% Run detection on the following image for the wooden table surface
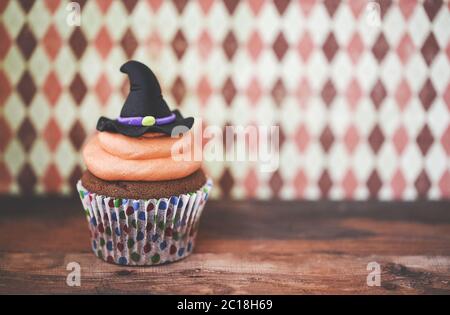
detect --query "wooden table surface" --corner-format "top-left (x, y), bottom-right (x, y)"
top-left (0, 198), bottom-right (450, 294)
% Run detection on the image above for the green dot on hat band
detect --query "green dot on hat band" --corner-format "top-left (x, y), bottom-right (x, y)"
top-left (142, 116), bottom-right (155, 126)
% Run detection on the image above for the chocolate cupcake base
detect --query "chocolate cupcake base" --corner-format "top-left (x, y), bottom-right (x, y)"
top-left (81, 169), bottom-right (207, 200)
top-left (76, 179), bottom-right (212, 266)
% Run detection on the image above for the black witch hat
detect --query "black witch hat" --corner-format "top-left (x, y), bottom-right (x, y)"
top-left (96, 60), bottom-right (194, 137)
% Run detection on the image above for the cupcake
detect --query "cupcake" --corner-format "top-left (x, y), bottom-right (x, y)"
top-left (76, 60), bottom-right (212, 266)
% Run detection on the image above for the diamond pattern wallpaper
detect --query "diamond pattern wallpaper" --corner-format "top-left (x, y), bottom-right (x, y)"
top-left (0, 0), bottom-right (449, 200)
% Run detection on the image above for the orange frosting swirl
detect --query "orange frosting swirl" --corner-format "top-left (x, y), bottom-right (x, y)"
top-left (82, 132), bottom-right (201, 181)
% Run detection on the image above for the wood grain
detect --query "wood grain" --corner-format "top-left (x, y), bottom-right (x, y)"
top-left (0, 198), bottom-right (449, 294)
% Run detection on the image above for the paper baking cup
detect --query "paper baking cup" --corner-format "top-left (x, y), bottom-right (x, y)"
top-left (76, 179), bottom-right (213, 266)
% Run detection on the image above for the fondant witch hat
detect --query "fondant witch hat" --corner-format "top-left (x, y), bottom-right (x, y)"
top-left (96, 60), bottom-right (194, 137)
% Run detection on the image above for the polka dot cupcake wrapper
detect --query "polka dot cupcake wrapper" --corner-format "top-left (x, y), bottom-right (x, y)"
top-left (76, 179), bottom-right (213, 266)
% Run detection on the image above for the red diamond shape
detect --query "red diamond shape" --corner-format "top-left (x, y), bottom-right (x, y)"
top-left (198, 30), bottom-right (213, 59)
top-left (96, 0), bottom-right (113, 13)
top-left (18, 117), bottom-right (37, 152)
top-left (415, 170), bottom-right (431, 197)
top-left (370, 80), bottom-right (387, 108)
top-left (421, 33), bottom-right (440, 66)
top-left (43, 163), bottom-right (63, 193)
top-left (396, 33), bottom-right (415, 65)
top-left (224, 0), bottom-right (239, 14)
top-left (17, 71), bottom-right (36, 106)
top-left (342, 169), bottom-right (358, 199)
top-left (439, 170), bottom-right (450, 197)
top-left (222, 78), bottom-right (236, 106)
top-left (345, 79), bottom-right (362, 110)
top-left (299, 0), bottom-right (316, 16)
top-left (43, 25), bottom-right (62, 60)
top-left (274, 0), bottom-right (290, 15)
top-left (271, 78), bottom-right (286, 106)
top-left (171, 30), bottom-right (187, 60)
top-left (197, 76), bottom-right (212, 106)
top-left (122, 0), bottom-right (138, 13)
top-left (342, 169), bottom-right (357, 198)
top-left (223, 31), bottom-right (238, 60)
top-left (372, 33), bottom-right (389, 63)
top-left (95, 73), bottom-right (112, 105)
top-left (423, 0), bottom-right (443, 21)
top-left (318, 170), bottom-right (332, 197)
top-left (69, 120), bottom-right (86, 150)
top-left (367, 170), bottom-right (382, 198)
top-left (171, 76), bottom-right (186, 105)
top-left (44, 0), bottom-right (62, 13)
top-left (391, 169), bottom-right (406, 199)
top-left (349, 0), bottom-right (367, 18)
top-left (416, 124), bottom-right (434, 155)
top-left (295, 78), bottom-right (312, 106)
top-left (398, 0), bottom-right (417, 19)
top-left (219, 168), bottom-right (234, 198)
top-left (393, 125), bottom-right (408, 154)
top-left (68, 28), bottom-right (87, 59)
top-left (43, 71), bottom-right (62, 106)
top-left (148, 32), bottom-right (163, 58)
top-left (344, 124), bottom-right (359, 153)
top-left (269, 171), bottom-right (283, 198)
top-left (0, 116), bottom-right (12, 152)
top-left (297, 32), bottom-right (314, 62)
top-left (320, 126), bottom-right (334, 152)
top-left (243, 168), bottom-right (258, 198)
top-left (198, 0), bottom-right (213, 14)
top-left (419, 79), bottom-right (436, 110)
top-left (294, 124), bottom-right (310, 152)
top-left (322, 32), bottom-right (339, 62)
top-left (444, 83), bottom-right (450, 109)
top-left (441, 125), bottom-right (450, 155)
top-left (321, 79), bottom-right (336, 106)
top-left (273, 32), bottom-right (289, 61)
top-left (17, 24), bottom-right (37, 60)
top-left (324, 0), bottom-right (340, 17)
top-left (121, 28), bottom-right (138, 59)
top-left (246, 77), bottom-right (262, 104)
top-left (247, 31), bottom-right (263, 61)
top-left (43, 118), bottom-right (62, 152)
top-left (69, 73), bottom-right (87, 105)
top-left (347, 33), bottom-right (364, 64)
top-left (0, 23), bottom-right (11, 59)
top-left (95, 27), bottom-right (113, 58)
top-left (0, 69), bottom-right (12, 105)
top-left (18, 163), bottom-right (37, 194)
top-left (294, 169), bottom-right (308, 197)
top-left (395, 79), bottom-right (412, 111)
top-left (368, 125), bottom-right (385, 153)
top-left (0, 160), bottom-right (12, 192)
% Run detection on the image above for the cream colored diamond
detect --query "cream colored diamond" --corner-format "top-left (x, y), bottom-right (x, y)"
top-left (29, 139), bottom-right (51, 177)
top-left (2, 1), bottom-right (26, 38)
top-left (29, 94), bottom-right (51, 132)
top-left (2, 46), bottom-right (26, 85)
top-left (28, 0), bottom-right (51, 39)
top-left (28, 46), bottom-right (51, 86)
top-left (3, 93), bottom-right (26, 131)
top-left (3, 139), bottom-right (26, 176)
top-left (54, 46), bottom-right (77, 86)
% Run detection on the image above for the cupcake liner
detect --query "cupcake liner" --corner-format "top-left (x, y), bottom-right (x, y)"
top-left (76, 179), bottom-right (213, 266)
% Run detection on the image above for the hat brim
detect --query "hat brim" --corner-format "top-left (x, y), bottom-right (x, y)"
top-left (96, 110), bottom-right (194, 137)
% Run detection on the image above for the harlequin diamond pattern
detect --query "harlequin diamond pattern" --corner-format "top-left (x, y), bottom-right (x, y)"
top-left (0, 0), bottom-right (449, 200)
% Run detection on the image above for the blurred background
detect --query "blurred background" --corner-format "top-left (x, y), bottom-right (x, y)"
top-left (0, 0), bottom-right (449, 200)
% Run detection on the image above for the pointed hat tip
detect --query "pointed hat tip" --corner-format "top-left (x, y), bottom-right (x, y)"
top-left (119, 60), bottom-right (148, 74)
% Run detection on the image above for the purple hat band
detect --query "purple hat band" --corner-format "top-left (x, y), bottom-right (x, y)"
top-left (117, 113), bottom-right (176, 127)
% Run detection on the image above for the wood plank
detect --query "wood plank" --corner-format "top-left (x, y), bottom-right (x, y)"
top-left (0, 199), bottom-right (449, 294)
